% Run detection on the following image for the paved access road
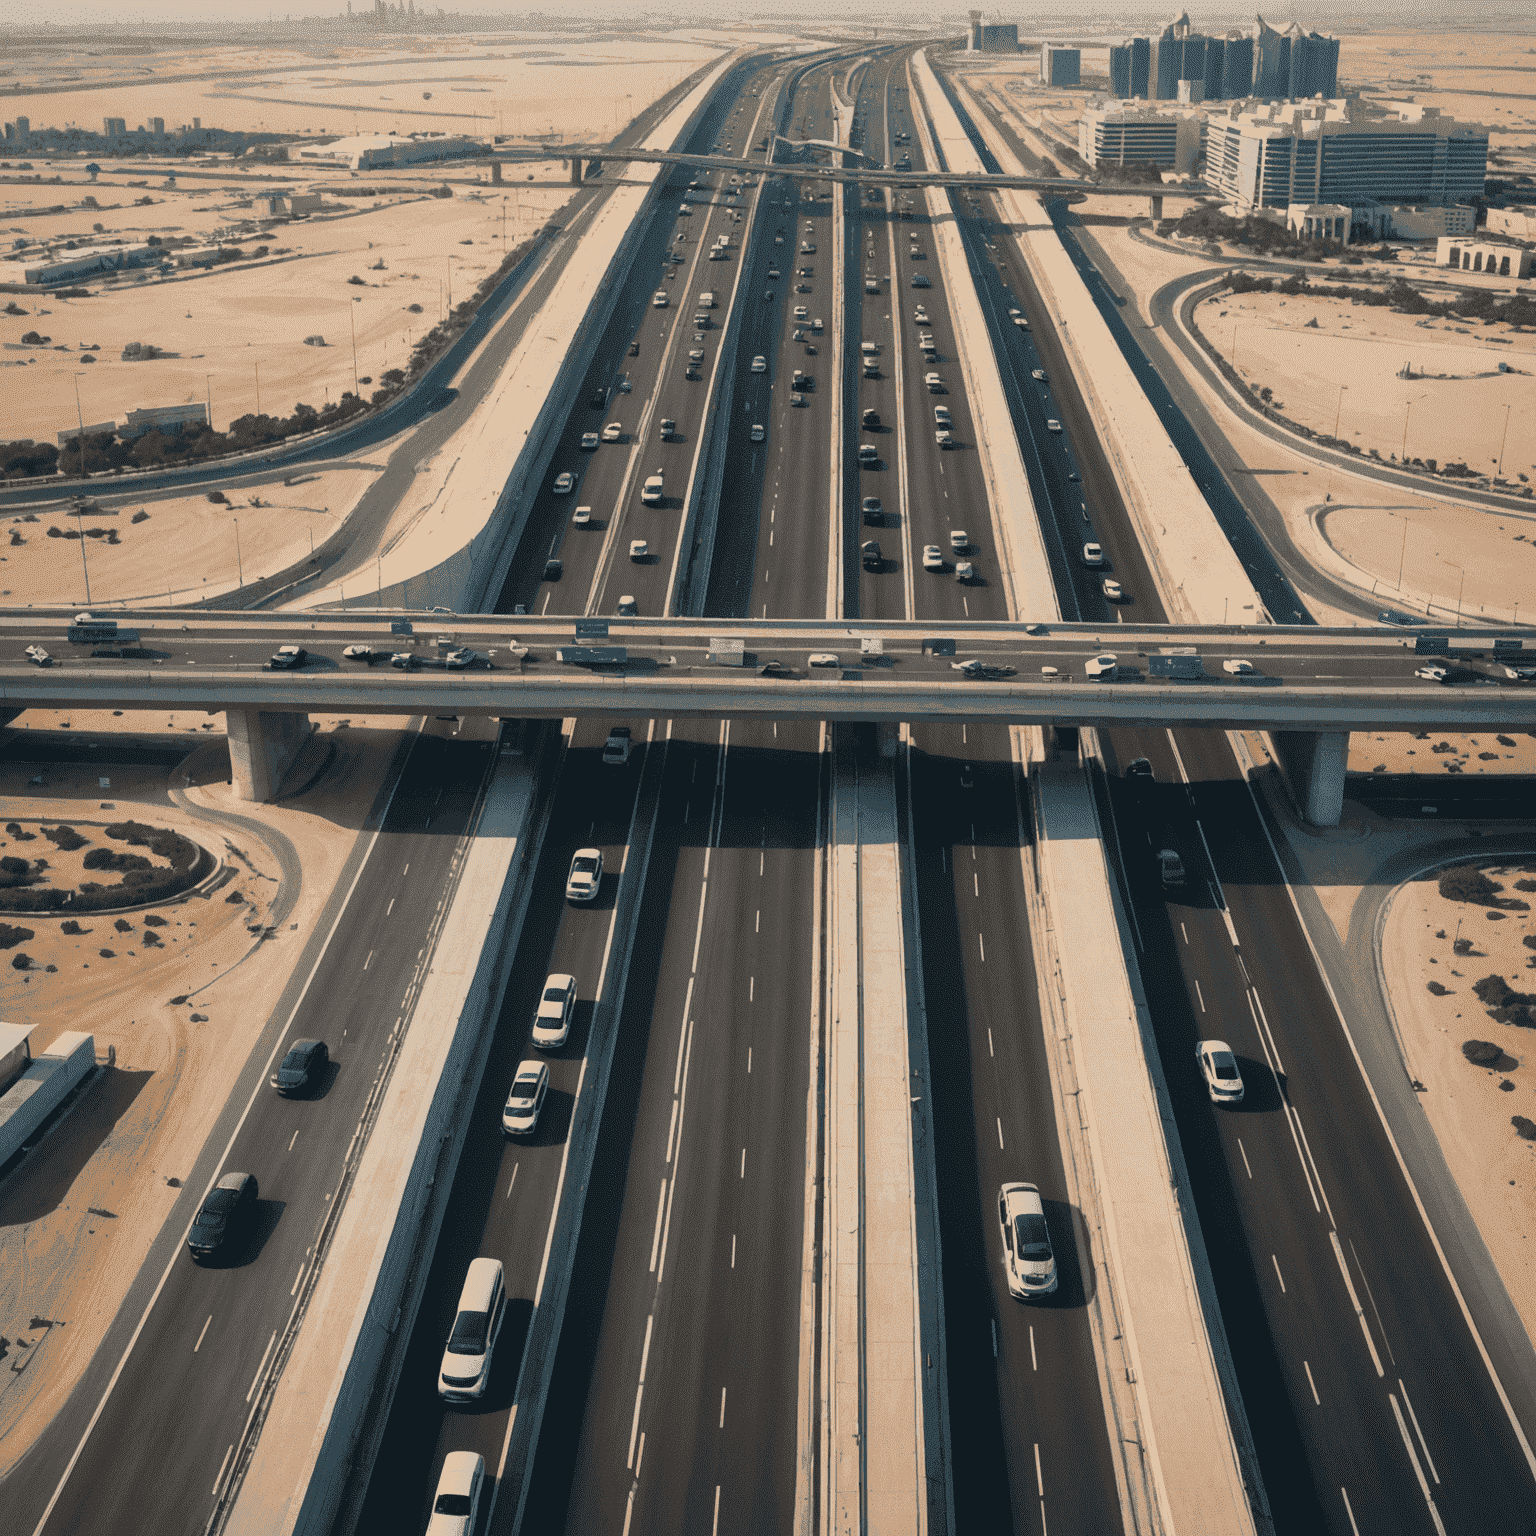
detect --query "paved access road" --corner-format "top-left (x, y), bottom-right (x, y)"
top-left (943, 81), bottom-right (1536, 1535)
top-left (11, 722), bottom-right (494, 1536)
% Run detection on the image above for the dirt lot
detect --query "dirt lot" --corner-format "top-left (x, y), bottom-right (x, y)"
top-left (0, 708), bottom-right (407, 1472)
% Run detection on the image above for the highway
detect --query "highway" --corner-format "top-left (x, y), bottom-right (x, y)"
top-left (350, 50), bottom-right (837, 1536)
top-left (873, 56), bottom-right (1125, 1533)
top-left (932, 68), bottom-right (1536, 1535)
top-left (12, 721), bottom-right (496, 1536)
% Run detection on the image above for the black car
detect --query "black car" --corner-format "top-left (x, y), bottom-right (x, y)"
top-left (861, 496), bottom-right (883, 526)
top-left (759, 659), bottom-right (798, 678)
top-left (187, 1172), bottom-right (258, 1261)
top-left (1125, 757), bottom-right (1154, 781)
top-left (861, 408), bottom-right (881, 429)
top-left (271, 1038), bottom-right (328, 1096)
top-left (588, 389), bottom-right (606, 409)
top-left (861, 540), bottom-right (883, 572)
top-left (543, 558), bottom-right (563, 580)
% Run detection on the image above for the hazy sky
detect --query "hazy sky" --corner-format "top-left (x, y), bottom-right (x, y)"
top-left (6, 0), bottom-right (1523, 22)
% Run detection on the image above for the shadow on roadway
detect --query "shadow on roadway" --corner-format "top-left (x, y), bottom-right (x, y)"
top-left (0, 1068), bottom-right (153, 1226)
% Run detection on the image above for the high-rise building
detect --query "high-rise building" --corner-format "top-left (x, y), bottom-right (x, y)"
top-left (1129, 13), bottom-right (1338, 104)
top-left (1286, 27), bottom-right (1339, 99)
top-left (1109, 37), bottom-right (1151, 99)
top-left (13, 116), bottom-right (29, 143)
top-left (1205, 100), bottom-right (1488, 212)
top-left (149, 117), bottom-right (165, 138)
top-left (1040, 44), bottom-right (1081, 87)
top-left (1252, 15), bottom-right (1290, 98)
top-left (104, 116), bottom-right (127, 138)
top-left (968, 12), bottom-right (1020, 53)
top-left (1220, 31), bottom-right (1254, 101)
top-left (1080, 99), bottom-right (1203, 172)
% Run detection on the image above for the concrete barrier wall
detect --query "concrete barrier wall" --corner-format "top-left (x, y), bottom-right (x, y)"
top-left (225, 733), bottom-right (550, 1536)
top-left (941, 70), bottom-right (1262, 629)
top-left (320, 50), bottom-right (748, 616)
top-left (907, 53), bottom-right (1058, 624)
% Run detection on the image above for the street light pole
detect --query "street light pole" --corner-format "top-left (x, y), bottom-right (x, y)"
top-left (1397, 515), bottom-right (1408, 590)
top-left (72, 371), bottom-right (87, 480)
top-left (74, 502), bottom-right (92, 605)
top-left (1333, 383), bottom-right (1348, 440)
top-left (1496, 402), bottom-right (1512, 481)
top-left (233, 518), bottom-right (243, 586)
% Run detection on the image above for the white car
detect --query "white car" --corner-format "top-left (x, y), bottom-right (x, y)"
top-left (1081, 542), bottom-right (1103, 568)
top-left (426, 1451), bottom-right (485, 1536)
top-left (573, 505), bottom-right (592, 527)
top-left (532, 973), bottom-right (577, 1047)
top-left (641, 472), bottom-right (664, 505)
top-left (1415, 664), bottom-right (1448, 682)
top-left (601, 421), bottom-right (623, 443)
top-left (1222, 658), bottom-right (1255, 676)
top-left (954, 560), bottom-right (975, 583)
top-left (1084, 653), bottom-right (1118, 680)
top-left (566, 848), bottom-right (602, 903)
top-left (652, 289), bottom-right (668, 307)
top-left (914, 306), bottom-right (929, 323)
top-left (793, 305), bottom-right (808, 321)
top-left (922, 545), bottom-right (945, 571)
top-left (615, 594), bottom-right (637, 616)
top-left (935, 429), bottom-right (953, 448)
top-left (751, 355), bottom-right (767, 373)
top-left (603, 725), bottom-right (633, 763)
top-left (750, 423), bottom-right (766, 442)
top-left (341, 643), bottom-right (374, 660)
top-left (924, 372), bottom-right (944, 393)
top-left (502, 1060), bottom-right (549, 1135)
top-left (580, 432), bottom-right (599, 450)
top-left (553, 471), bottom-right (574, 494)
top-left (1102, 578), bottom-right (1125, 602)
top-left (1196, 1040), bottom-right (1245, 1104)
top-left (998, 1182), bottom-right (1057, 1299)
top-left (1031, 368), bottom-right (1048, 383)
top-left (24, 643), bottom-right (51, 667)
top-left (629, 539), bottom-right (648, 561)
top-left (949, 529), bottom-right (968, 552)
top-left (1046, 418), bottom-right (1062, 433)
top-left (808, 652), bottom-right (839, 667)
top-left (767, 267), bottom-right (780, 279)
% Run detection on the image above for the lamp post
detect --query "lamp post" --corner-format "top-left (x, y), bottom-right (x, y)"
top-left (1333, 383), bottom-right (1348, 441)
top-left (72, 371), bottom-right (88, 480)
top-left (1449, 561), bottom-right (1465, 623)
top-left (74, 500), bottom-right (92, 605)
top-left (1401, 393), bottom-right (1427, 464)
top-left (1396, 513), bottom-right (1409, 591)
top-left (233, 518), bottom-right (243, 586)
top-left (1496, 402), bottom-right (1512, 482)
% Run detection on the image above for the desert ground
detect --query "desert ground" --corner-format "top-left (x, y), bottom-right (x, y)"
top-left (1, 30), bottom-right (734, 452)
top-left (0, 706), bottom-right (409, 1471)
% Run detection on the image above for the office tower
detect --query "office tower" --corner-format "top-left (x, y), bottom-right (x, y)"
top-left (1221, 31), bottom-right (1253, 101)
top-left (1110, 37), bottom-right (1151, 99)
top-left (104, 116), bottom-right (127, 138)
top-left (1040, 44), bottom-right (1081, 87)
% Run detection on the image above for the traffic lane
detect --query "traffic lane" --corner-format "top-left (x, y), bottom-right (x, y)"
top-left (32, 734), bottom-right (493, 1536)
top-left (560, 718), bottom-right (819, 1535)
top-left (351, 720), bottom-right (653, 1536)
top-left (1172, 728), bottom-right (1536, 1530)
top-left (908, 728), bottom-right (1121, 1535)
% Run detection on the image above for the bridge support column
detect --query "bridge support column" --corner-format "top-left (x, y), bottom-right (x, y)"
top-left (1271, 730), bottom-right (1349, 827)
top-left (569, 156), bottom-right (582, 185)
top-left (876, 721), bottom-right (901, 759)
top-left (491, 160), bottom-right (502, 185)
top-left (1148, 193), bottom-right (1164, 221)
top-left (226, 709), bottom-right (312, 802)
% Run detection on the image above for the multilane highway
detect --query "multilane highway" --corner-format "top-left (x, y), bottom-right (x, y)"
top-left (930, 64), bottom-right (1536, 1534)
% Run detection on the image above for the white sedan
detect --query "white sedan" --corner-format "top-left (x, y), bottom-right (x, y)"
top-left (553, 472), bottom-right (574, 494)
top-left (629, 539), bottom-right (648, 561)
top-left (808, 652), bottom-right (839, 667)
top-left (1084, 653), bottom-right (1118, 680)
top-left (750, 423), bottom-right (766, 442)
top-left (751, 355), bottom-right (767, 373)
top-left (1222, 658), bottom-right (1255, 676)
top-left (1101, 578), bottom-right (1125, 602)
top-left (998, 1182), bottom-right (1057, 1300)
top-left (1195, 1040), bottom-right (1245, 1104)
top-left (532, 974), bottom-right (577, 1048)
top-left (502, 1060), bottom-right (549, 1136)
top-left (1415, 664), bottom-right (1448, 682)
top-left (922, 545), bottom-right (945, 571)
top-left (572, 505), bottom-right (592, 527)
top-left (601, 421), bottom-right (624, 443)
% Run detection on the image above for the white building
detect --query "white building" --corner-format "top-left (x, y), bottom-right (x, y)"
top-left (294, 132), bottom-right (478, 171)
top-left (1435, 238), bottom-right (1535, 280)
top-left (121, 402), bottom-right (210, 438)
top-left (1079, 99), bottom-right (1203, 174)
top-left (1486, 205), bottom-right (1536, 243)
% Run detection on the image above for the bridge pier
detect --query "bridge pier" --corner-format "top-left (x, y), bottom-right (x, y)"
top-left (491, 160), bottom-right (502, 185)
top-left (1271, 730), bottom-right (1349, 827)
top-left (1149, 193), bottom-right (1164, 221)
top-left (226, 709), bottom-right (312, 802)
top-left (569, 156), bottom-right (583, 185)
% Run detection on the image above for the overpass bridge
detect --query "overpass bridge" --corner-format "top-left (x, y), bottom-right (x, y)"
top-left (478, 140), bottom-right (1205, 204)
top-left (4, 610), bottom-right (1530, 812)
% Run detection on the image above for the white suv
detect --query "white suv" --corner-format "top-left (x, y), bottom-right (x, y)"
top-left (998, 1182), bottom-right (1057, 1299)
top-left (532, 973), bottom-right (577, 1048)
top-left (566, 848), bottom-right (603, 902)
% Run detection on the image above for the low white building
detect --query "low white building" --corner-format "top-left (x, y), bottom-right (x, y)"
top-left (1382, 203), bottom-right (1475, 240)
top-left (1286, 202), bottom-right (1351, 242)
top-left (1435, 237), bottom-right (1535, 280)
top-left (294, 132), bottom-right (478, 171)
top-left (121, 402), bottom-right (209, 439)
top-left (1078, 99), bottom-right (1203, 173)
top-left (1486, 205), bottom-right (1536, 243)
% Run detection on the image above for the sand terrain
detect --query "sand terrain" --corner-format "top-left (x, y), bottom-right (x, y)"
top-left (1379, 861), bottom-right (1536, 1344)
top-left (3, 463), bottom-right (377, 607)
top-left (0, 707), bottom-right (407, 1472)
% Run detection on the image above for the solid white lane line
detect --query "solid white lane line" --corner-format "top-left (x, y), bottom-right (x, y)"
top-left (1399, 1379), bottom-right (1441, 1484)
top-left (719, 1387), bottom-right (728, 1429)
top-left (747, 1047), bottom-right (752, 1074)
top-left (1390, 1392), bottom-right (1448, 1536)
top-left (1181, 922), bottom-right (1189, 944)
top-left (1237, 1138), bottom-right (1253, 1179)
top-left (1340, 1486), bottom-right (1361, 1536)
top-left (290, 1264), bottom-right (304, 1297)
top-left (385, 898), bottom-right (394, 916)
top-left (627, 1314), bottom-right (654, 1469)
top-left (246, 1329), bottom-right (277, 1403)
top-left (1303, 1360), bottom-right (1320, 1405)
top-left (288, 1129), bottom-right (299, 1152)
top-left (364, 951), bottom-right (373, 971)
top-left (755, 909), bottom-right (760, 933)
top-left (1271, 1254), bottom-right (1286, 1294)
top-left (1194, 978), bottom-right (1205, 1013)
top-left (987, 1028), bottom-right (994, 1058)
top-left (648, 1181), bottom-right (667, 1273)
top-left (1291, 1108), bottom-right (1335, 1228)
top-left (666, 1099), bottom-right (680, 1163)
top-left (194, 1315), bottom-right (212, 1353)
top-left (1330, 1230), bottom-right (1385, 1378)
top-left (1029, 1326), bottom-right (1037, 1372)
top-left (749, 976), bottom-right (754, 1002)
top-left (978, 933), bottom-right (986, 962)
top-left (996, 1118), bottom-right (1004, 1150)
top-left (731, 1233), bottom-right (736, 1269)
top-left (1034, 1442), bottom-right (1044, 1497)
top-left (212, 1444), bottom-right (234, 1498)
top-left (506, 1163), bottom-right (518, 1199)
top-left (1249, 988), bottom-right (1286, 1077)
top-left (973, 872), bottom-right (979, 896)
top-left (740, 1147), bottom-right (747, 1179)
top-left (712, 1484), bottom-right (722, 1536)
top-left (673, 1011), bottom-right (690, 1096)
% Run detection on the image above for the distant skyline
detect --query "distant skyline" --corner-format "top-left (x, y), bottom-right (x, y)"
top-left (6, 0), bottom-right (1535, 25)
